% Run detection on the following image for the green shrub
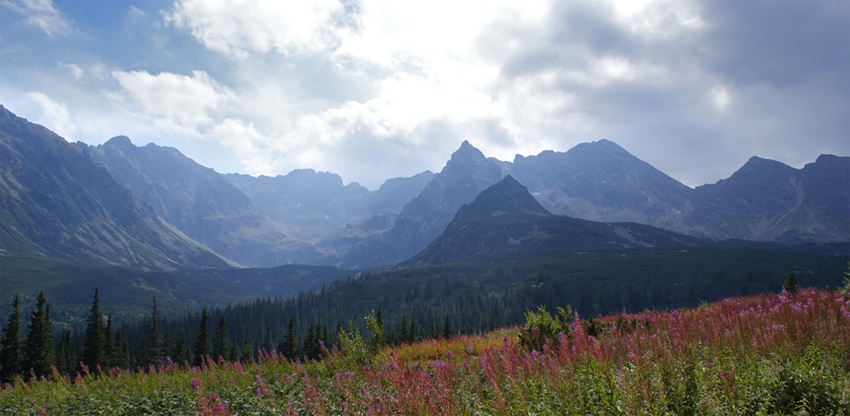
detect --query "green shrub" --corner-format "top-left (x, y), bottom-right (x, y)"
top-left (337, 322), bottom-right (372, 366)
top-left (518, 305), bottom-right (572, 351)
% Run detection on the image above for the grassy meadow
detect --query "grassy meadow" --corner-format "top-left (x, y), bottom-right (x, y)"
top-left (1, 287), bottom-right (848, 415)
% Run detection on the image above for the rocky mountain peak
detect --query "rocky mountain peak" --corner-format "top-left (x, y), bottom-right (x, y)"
top-left (103, 135), bottom-right (134, 148)
top-left (446, 140), bottom-right (490, 166)
top-left (454, 175), bottom-right (551, 221)
top-left (569, 138), bottom-right (630, 158)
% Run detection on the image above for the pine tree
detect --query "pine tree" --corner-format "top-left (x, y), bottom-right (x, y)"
top-left (303, 322), bottom-right (315, 360)
top-left (281, 318), bottom-right (298, 361)
top-left (212, 315), bottom-right (228, 361)
top-left (193, 309), bottom-right (211, 366)
top-left (241, 339), bottom-right (253, 363)
top-left (141, 296), bottom-right (166, 367)
top-left (0, 295), bottom-right (24, 382)
top-left (55, 330), bottom-right (76, 376)
top-left (81, 289), bottom-right (105, 370)
top-left (173, 333), bottom-right (187, 365)
top-left (261, 326), bottom-right (273, 353)
top-left (313, 321), bottom-right (324, 358)
top-left (783, 272), bottom-right (799, 294)
top-left (399, 313), bottom-right (410, 344)
top-left (24, 292), bottom-right (55, 378)
top-left (103, 315), bottom-right (115, 368)
top-left (113, 330), bottom-right (130, 369)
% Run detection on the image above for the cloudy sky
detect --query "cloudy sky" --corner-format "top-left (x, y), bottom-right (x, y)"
top-left (1, 0), bottom-right (847, 189)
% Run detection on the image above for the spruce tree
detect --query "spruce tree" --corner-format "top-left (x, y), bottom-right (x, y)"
top-left (193, 309), bottom-right (211, 366)
top-left (261, 326), bottom-right (273, 353)
top-left (313, 321), bottom-right (324, 358)
top-left (24, 292), bottom-right (55, 378)
top-left (55, 330), bottom-right (76, 376)
top-left (173, 333), bottom-right (187, 365)
top-left (81, 289), bottom-right (105, 370)
top-left (399, 313), bottom-right (410, 344)
top-left (141, 296), bottom-right (166, 367)
top-left (783, 272), bottom-right (799, 294)
top-left (103, 315), bottom-right (115, 368)
top-left (303, 322), bottom-right (315, 360)
top-left (0, 295), bottom-right (24, 382)
top-left (113, 330), bottom-right (130, 369)
top-left (240, 339), bottom-right (253, 363)
top-left (212, 315), bottom-right (228, 361)
top-left (281, 318), bottom-right (298, 361)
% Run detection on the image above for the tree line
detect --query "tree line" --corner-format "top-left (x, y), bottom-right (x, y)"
top-left (0, 264), bottom-right (813, 382)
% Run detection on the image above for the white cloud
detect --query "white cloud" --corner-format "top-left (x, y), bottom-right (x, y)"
top-left (24, 91), bottom-right (77, 140)
top-left (710, 85), bottom-right (731, 111)
top-left (128, 4), bottom-right (145, 21)
top-left (59, 62), bottom-right (83, 79)
top-left (145, 0), bottom-right (847, 189)
top-left (111, 70), bottom-right (234, 136)
top-left (1, 0), bottom-right (73, 36)
top-left (163, 0), bottom-right (347, 58)
top-left (159, 0), bottom-right (561, 185)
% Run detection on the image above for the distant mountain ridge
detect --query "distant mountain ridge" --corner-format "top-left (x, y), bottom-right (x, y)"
top-left (502, 139), bottom-right (692, 224)
top-left (82, 136), bottom-right (308, 267)
top-left (225, 169), bottom-right (434, 242)
top-left (401, 175), bottom-right (706, 267)
top-left (0, 106), bottom-right (227, 270)
top-left (339, 140), bottom-right (503, 268)
top-left (0, 104), bottom-right (846, 273)
top-left (671, 154), bottom-right (850, 243)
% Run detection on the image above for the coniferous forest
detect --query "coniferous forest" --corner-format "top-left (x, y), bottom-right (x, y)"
top-left (2, 247), bottom-right (847, 385)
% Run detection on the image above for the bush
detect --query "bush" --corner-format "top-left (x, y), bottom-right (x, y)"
top-left (337, 322), bottom-right (372, 366)
top-left (518, 305), bottom-right (572, 351)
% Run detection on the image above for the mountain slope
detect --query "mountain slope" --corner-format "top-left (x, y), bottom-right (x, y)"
top-left (341, 141), bottom-right (503, 268)
top-left (673, 155), bottom-right (850, 243)
top-left (502, 139), bottom-right (847, 244)
top-left (504, 139), bottom-right (692, 225)
top-left (0, 106), bottom-right (226, 270)
top-left (401, 175), bottom-right (704, 267)
top-left (84, 137), bottom-right (306, 267)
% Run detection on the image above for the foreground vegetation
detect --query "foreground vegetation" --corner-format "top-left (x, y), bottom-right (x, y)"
top-left (1, 287), bottom-right (848, 415)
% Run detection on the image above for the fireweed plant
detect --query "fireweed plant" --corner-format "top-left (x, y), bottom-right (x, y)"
top-left (1, 288), bottom-right (848, 415)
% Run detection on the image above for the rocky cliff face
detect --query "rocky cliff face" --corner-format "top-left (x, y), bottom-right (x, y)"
top-left (0, 106), bottom-right (227, 270)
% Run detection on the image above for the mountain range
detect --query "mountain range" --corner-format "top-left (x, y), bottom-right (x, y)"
top-left (0, 105), bottom-right (847, 272)
top-left (0, 106), bottom-right (226, 271)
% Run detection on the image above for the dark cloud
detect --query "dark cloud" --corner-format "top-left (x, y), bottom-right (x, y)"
top-left (496, 1), bottom-right (635, 80)
top-left (699, 0), bottom-right (849, 88)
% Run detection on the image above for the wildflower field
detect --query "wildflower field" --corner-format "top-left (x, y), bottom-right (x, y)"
top-left (2, 288), bottom-right (848, 415)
